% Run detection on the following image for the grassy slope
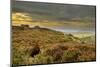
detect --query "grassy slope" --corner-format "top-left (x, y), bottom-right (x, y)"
top-left (12, 26), bottom-right (96, 65)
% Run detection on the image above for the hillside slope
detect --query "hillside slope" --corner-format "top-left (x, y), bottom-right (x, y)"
top-left (12, 26), bottom-right (96, 65)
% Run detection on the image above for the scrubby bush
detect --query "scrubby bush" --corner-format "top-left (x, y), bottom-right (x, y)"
top-left (42, 46), bottom-right (63, 62)
top-left (33, 54), bottom-right (54, 64)
top-left (78, 51), bottom-right (96, 61)
top-left (61, 48), bottom-right (81, 62)
top-left (30, 45), bottom-right (40, 57)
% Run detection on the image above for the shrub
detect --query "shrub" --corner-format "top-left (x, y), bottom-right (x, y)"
top-left (61, 48), bottom-right (81, 62)
top-left (77, 50), bottom-right (96, 61)
top-left (42, 44), bottom-right (66, 62)
top-left (30, 45), bottom-right (40, 57)
top-left (33, 54), bottom-right (54, 64)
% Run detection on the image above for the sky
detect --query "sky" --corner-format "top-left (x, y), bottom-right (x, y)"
top-left (12, 0), bottom-right (96, 33)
